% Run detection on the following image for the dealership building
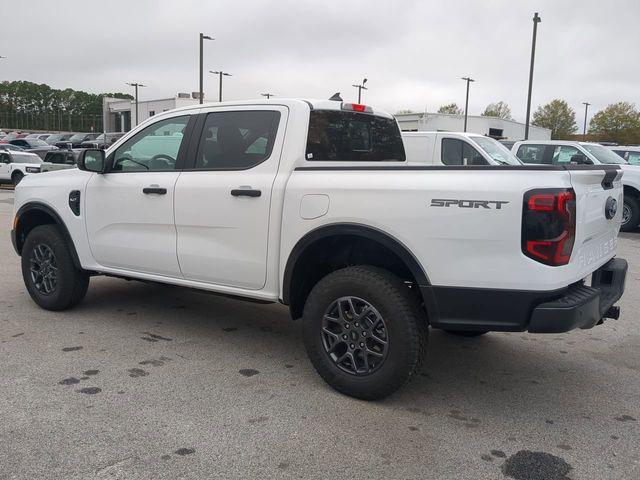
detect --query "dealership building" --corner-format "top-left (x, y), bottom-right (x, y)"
top-left (394, 112), bottom-right (551, 140)
top-left (102, 93), bottom-right (207, 132)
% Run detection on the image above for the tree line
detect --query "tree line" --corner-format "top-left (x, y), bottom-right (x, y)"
top-left (399, 100), bottom-right (640, 144)
top-left (0, 81), bottom-right (133, 132)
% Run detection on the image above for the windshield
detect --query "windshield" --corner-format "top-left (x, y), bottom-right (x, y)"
top-left (69, 134), bottom-right (85, 141)
top-left (581, 144), bottom-right (627, 164)
top-left (306, 110), bottom-right (405, 162)
top-left (471, 136), bottom-right (522, 165)
top-left (28, 139), bottom-right (49, 147)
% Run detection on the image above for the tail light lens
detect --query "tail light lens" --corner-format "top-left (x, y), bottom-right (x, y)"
top-left (522, 188), bottom-right (576, 266)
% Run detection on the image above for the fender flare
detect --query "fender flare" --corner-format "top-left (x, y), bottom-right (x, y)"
top-left (281, 223), bottom-right (430, 306)
top-left (13, 201), bottom-right (82, 270)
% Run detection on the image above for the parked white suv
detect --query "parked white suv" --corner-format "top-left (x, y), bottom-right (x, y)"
top-left (11, 99), bottom-right (627, 399)
top-left (512, 140), bottom-right (640, 231)
top-left (0, 146), bottom-right (44, 185)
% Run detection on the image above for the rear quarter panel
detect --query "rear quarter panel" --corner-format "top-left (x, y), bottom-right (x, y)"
top-left (280, 167), bottom-right (613, 292)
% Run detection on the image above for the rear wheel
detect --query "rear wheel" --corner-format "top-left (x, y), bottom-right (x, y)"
top-left (621, 196), bottom-right (640, 232)
top-left (302, 266), bottom-right (428, 400)
top-left (21, 224), bottom-right (89, 311)
top-left (11, 171), bottom-right (24, 186)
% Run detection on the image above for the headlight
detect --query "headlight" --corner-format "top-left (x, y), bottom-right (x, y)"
top-left (25, 167), bottom-right (41, 173)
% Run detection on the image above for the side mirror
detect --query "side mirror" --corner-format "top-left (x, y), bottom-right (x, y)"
top-left (77, 149), bottom-right (106, 173)
top-left (570, 153), bottom-right (592, 165)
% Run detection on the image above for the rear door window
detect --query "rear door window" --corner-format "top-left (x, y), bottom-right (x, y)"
top-left (306, 110), bottom-right (405, 162)
top-left (193, 110), bottom-right (281, 170)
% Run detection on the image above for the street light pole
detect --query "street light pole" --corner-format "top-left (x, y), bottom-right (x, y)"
top-left (209, 71), bottom-right (232, 102)
top-left (199, 33), bottom-right (214, 104)
top-left (351, 78), bottom-right (368, 103)
top-left (461, 76), bottom-right (475, 132)
top-left (524, 12), bottom-right (542, 140)
top-left (261, 93), bottom-right (274, 99)
top-left (582, 102), bottom-right (591, 136)
top-left (126, 82), bottom-right (146, 126)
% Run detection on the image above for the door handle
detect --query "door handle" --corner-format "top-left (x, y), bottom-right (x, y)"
top-left (231, 188), bottom-right (261, 197)
top-left (143, 187), bottom-right (167, 195)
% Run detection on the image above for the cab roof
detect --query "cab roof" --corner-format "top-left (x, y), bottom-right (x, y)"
top-left (165, 98), bottom-right (394, 119)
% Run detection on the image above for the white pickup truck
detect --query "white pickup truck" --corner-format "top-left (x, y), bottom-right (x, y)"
top-left (513, 140), bottom-right (640, 231)
top-left (11, 99), bottom-right (628, 399)
top-left (403, 131), bottom-right (522, 166)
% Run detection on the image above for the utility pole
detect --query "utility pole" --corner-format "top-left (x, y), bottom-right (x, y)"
top-left (261, 93), bottom-right (274, 99)
top-left (352, 78), bottom-right (368, 103)
top-left (209, 71), bottom-right (232, 102)
top-left (582, 102), bottom-right (591, 136)
top-left (461, 76), bottom-right (475, 132)
top-left (524, 12), bottom-right (542, 140)
top-left (199, 33), bottom-right (214, 104)
top-left (126, 82), bottom-right (146, 126)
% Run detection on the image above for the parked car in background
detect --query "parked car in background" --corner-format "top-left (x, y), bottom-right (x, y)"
top-left (45, 133), bottom-right (74, 145)
top-left (3, 138), bottom-right (59, 160)
top-left (42, 149), bottom-right (81, 171)
top-left (80, 132), bottom-right (125, 149)
top-left (403, 132), bottom-right (522, 165)
top-left (512, 140), bottom-right (640, 232)
top-left (0, 147), bottom-right (44, 185)
top-left (55, 132), bottom-right (100, 149)
top-left (25, 133), bottom-right (52, 142)
top-left (609, 146), bottom-right (640, 166)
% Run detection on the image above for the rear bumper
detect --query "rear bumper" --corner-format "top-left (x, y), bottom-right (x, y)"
top-left (528, 258), bottom-right (627, 333)
top-left (421, 257), bottom-right (627, 334)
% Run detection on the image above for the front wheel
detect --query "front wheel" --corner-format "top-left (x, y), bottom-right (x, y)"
top-left (21, 224), bottom-right (89, 311)
top-left (302, 266), bottom-right (428, 400)
top-left (621, 196), bottom-right (640, 232)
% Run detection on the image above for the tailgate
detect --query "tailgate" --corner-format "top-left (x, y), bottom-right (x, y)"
top-left (568, 166), bottom-right (623, 274)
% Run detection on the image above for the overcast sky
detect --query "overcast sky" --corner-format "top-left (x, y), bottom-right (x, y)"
top-left (2, 0), bottom-right (638, 124)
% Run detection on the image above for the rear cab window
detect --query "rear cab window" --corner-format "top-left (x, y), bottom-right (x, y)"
top-left (305, 110), bottom-right (405, 162)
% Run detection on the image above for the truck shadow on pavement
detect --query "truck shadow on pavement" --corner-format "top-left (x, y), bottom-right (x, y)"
top-left (73, 276), bottom-right (624, 413)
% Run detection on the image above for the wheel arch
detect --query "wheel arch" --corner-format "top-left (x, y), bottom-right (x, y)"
top-left (13, 202), bottom-right (82, 269)
top-left (282, 223), bottom-right (431, 320)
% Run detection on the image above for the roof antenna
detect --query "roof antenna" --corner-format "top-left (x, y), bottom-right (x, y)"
top-left (329, 92), bottom-right (342, 101)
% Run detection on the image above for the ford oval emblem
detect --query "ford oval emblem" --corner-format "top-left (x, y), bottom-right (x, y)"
top-left (605, 197), bottom-right (617, 220)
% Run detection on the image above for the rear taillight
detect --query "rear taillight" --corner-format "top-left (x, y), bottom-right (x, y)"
top-left (522, 188), bottom-right (576, 266)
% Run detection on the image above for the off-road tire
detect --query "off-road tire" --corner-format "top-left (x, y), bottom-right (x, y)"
top-left (21, 224), bottom-right (89, 311)
top-left (302, 265), bottom-right (428, 400)
top-left (621, 196), bottom-right (640, 232)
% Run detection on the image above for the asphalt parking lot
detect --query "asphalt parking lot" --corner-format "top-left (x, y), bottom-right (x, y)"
top-left (0, 187), bottom-right (638, 480)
